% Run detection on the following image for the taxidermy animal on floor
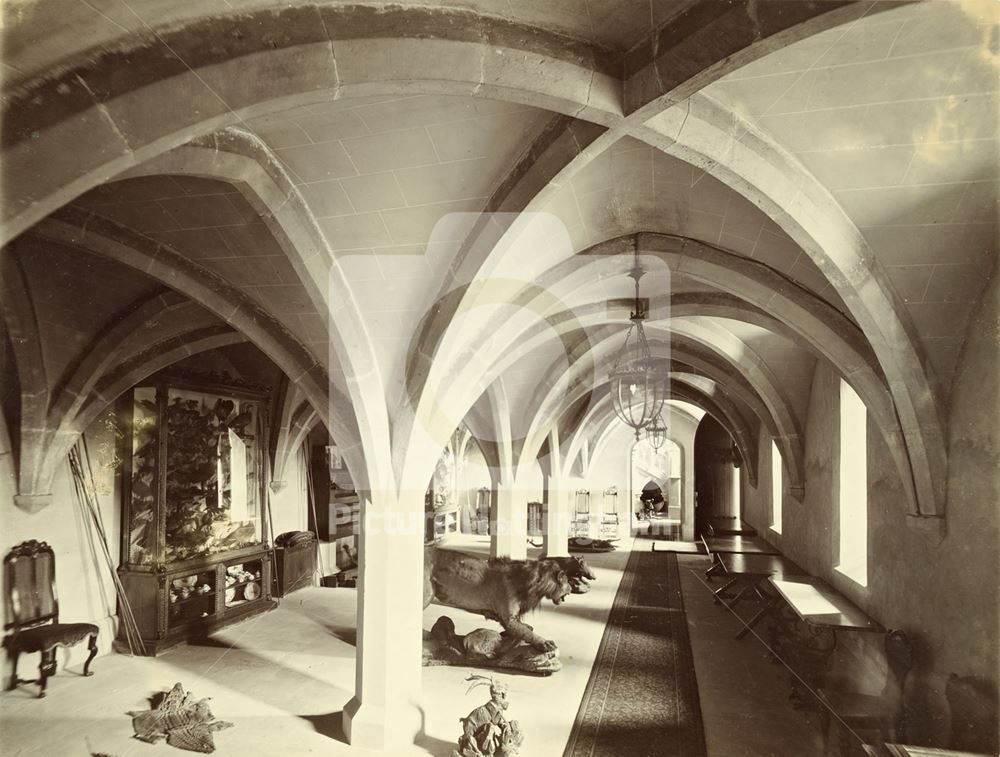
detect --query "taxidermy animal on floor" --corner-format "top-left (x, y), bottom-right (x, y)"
top-left (424, 547), bottom-right (572, 651)
top-left (128, 682), bottom-right (233, 753)
top-left (424, 615), bottom-right (562, 674)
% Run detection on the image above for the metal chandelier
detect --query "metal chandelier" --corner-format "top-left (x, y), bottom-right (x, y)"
top-left (645, 412), bottom-right (668, 450)
top-left (608, 249), bottom-right (668, 440)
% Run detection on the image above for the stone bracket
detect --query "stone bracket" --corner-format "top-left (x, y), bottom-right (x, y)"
top-left (906, 513), bottom-right (947, 544)
top-left (13, 493), bottom-right (53, 513)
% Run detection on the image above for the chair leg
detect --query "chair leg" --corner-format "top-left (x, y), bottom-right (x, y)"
top-left (37, 649), bottom-right (57, 698)
top-left (83, 634), bottom-right (98, 676)
top-left (881, 723), bottom-right (895, 746)
top-left (713, 578), bottom-right (739, 603)
top-left (821, 709), bottom-right (836, 757)
top-left (7, 649), bottom-right (20, 691)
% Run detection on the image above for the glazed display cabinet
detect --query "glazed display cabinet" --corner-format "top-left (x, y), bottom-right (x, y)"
top-left (116, 377), bottom-right (276, 655)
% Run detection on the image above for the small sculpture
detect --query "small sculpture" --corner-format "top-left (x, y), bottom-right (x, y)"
top-left (424, 616), bottom-right (561, 674)
top-left (453, 675), bottom-right (524, 757)
top-left (128, 682), bottom-right (233, 753)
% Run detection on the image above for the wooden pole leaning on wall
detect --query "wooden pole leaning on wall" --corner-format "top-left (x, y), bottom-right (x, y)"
top-left (69, 439), bottom-right (146, 656)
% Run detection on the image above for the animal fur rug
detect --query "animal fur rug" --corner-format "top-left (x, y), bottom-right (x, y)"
top-left (128, 683), bottom-right (233, 753)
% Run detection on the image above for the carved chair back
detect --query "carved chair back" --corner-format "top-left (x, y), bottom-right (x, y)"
top-left (4, 540), bottom-right (60, 632)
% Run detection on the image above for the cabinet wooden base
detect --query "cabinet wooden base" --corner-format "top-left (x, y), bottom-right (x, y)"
top-left (117, 547), bottom-right (276, 657)
top-left (114, 598), bottom-right (277, 656)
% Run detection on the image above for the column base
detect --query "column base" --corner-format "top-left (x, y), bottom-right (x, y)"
top-left (13, 493), bottom-right (52, 512)
top-left (343, 695), bottom-right (423, 751)
top-left (542, 537), bottom-right (569, 558)
top-left (492, 535), bottom-right (528, 560)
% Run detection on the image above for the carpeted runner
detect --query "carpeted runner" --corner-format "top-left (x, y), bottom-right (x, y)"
top-left (563, 550), bottom-right (707, 757)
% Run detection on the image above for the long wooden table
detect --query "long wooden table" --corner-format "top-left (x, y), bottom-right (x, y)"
top-left (769, 576), bottom-right (882, 633)
top-left (707, 518), bottom-right (757, 537)
top-left (702, 535), bottom-right (781, 578)
top-left (711, 553), bottom-right (807, 639)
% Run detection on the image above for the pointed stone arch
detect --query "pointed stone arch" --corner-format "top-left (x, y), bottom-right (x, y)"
top-left (10, 211), bottom-right (366, 502)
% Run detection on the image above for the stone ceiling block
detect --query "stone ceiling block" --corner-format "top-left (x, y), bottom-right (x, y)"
top-left (341, 172), bottom-right (407, 213)
top-left (297, 180), bottom-right (356, 219)
top-left (342, 127), bottom-right (440, 173)
top-left (319, 212), bottom-right (394, 250)
top-left (277, 141), bottom-right (357, 183)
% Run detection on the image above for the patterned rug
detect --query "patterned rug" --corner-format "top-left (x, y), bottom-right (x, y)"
top-left (563, 550), bottom-right (707, 757)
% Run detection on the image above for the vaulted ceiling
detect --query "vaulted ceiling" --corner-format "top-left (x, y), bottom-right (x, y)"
top-left (2, 0), bottom-right (995, 517)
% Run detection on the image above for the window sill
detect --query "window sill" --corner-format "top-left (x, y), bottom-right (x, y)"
top-left (835, 564), bottom-right (868, 588)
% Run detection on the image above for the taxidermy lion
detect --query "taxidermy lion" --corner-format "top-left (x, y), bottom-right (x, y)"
top-left (424, 547), bottom-right (572, 651)
top-left (546, 555), bottom-right (596, 593)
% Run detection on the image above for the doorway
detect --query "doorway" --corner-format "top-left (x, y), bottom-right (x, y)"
top-left (630, 439), bottom-right (683, 539)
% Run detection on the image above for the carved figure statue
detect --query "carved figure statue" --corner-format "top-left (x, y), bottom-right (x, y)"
top-left (424, 616), bottom-right (561, 674)
top-left (453, 675), bottom-right (524, 757)
top-left (424, 547), bottom-right (571, 651)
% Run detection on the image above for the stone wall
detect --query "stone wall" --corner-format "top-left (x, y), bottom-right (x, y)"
top-left (740, 272), bottom-right (999, 746)
top-left (0, 408), bottom-right (121, 677)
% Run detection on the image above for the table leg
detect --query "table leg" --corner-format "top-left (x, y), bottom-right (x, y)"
top-left (726, 582), bottom-right (757, 609)
top-left (713, 578), bottom-right (739, 604)
top-left (736, 596), bottom-right (775, 640)
top-left (705, 558), bottom-right (725, 580)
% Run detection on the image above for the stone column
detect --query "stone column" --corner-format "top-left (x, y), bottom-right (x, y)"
top-left (542, 430), bottom-right (570, 557)
top-left (542, 484), bottom-right (571, 557)
top-left (681, 442), bottom-right (696, 541)
top-left (491, 480), bottom-right (527, 559)
top-left (343, 489), bottom-right (425, 750)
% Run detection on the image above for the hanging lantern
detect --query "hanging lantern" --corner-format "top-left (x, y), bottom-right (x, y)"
top-left (609, 253), bottom-right (668, 440)
top-left (646, 412), bottom-right (668, 450)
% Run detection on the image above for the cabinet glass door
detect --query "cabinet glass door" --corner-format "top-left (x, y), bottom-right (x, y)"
top-left (128, 387), bottom-right (159, 566)
top-left (164, 388), bottom-right (262, 562)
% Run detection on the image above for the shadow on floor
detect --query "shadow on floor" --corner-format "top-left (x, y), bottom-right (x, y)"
top-left (301, 710), bottom-right (348, 744)
top-left (416, 708), bottom-right (463, 757)
top-left (163, 635), bottom-right (354, 743)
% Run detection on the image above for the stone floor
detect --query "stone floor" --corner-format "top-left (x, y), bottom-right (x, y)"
top-left (676, 552), bottom-right (827, 757)
top-left (0, 537), bottom-right (826, 756)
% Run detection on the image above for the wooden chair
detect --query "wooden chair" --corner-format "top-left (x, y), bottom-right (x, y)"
top-left (571, 490), bottom-right (591, 538)
top-left (818, 629), bottom-right (913, 755)
top-left (3, 540), bottom-right (99, 697)
top-left (600, 487), bottom-right (619, 539)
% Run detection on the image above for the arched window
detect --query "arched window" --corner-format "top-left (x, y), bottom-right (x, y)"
top-left (770, 440), bottom-right (782, 534)
top-left (837, 379), bottom-right (868, 586)
top-left (731, 462), bottom-right (741, 515)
